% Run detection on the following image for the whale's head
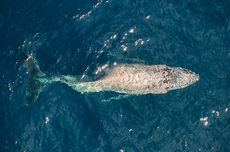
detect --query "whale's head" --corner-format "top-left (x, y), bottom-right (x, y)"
top-left (169, 67), bottom-right (199, 90)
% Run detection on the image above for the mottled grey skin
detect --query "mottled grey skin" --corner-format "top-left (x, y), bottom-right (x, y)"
top-left (21, 52), bottom-right (199, 105)
top-left (56, 64), bottom-right (199, 94)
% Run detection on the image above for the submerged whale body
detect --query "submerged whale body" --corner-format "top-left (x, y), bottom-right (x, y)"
top-left (20, 52), bottom-right (44, 105)
top-left (21, 52), bottom-right (199, 105)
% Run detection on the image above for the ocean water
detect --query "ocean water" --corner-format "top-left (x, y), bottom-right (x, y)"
top-left (1, 0), bottom-right (230, 151)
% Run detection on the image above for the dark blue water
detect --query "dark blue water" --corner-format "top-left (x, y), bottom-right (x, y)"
top-left (1, 0), bottom-right (230, 151)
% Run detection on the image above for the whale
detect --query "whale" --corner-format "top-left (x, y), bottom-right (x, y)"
top-left (20, 52), bottom-right (199, 105)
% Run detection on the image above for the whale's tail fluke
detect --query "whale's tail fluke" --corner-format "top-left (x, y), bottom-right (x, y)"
top-left (20, 52), bottom-right (47, 106)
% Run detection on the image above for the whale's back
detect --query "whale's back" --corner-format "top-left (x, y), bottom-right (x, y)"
top-left (100, 64), bottom-right (169, 94)
top-left (74, 64), bottom-right (199, 94)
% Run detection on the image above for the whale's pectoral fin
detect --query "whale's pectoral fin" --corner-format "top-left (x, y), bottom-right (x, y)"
top-left (20, 52), bottom-right (46, 106)
top-left (101, 94), bottom-right (134, 102)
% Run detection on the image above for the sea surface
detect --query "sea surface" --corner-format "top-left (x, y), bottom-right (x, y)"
top-left (1, 0), bottom-right (230, 151)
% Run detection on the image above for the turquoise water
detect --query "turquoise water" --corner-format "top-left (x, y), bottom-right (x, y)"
top-left (1, 0), bottom-right (230, 151)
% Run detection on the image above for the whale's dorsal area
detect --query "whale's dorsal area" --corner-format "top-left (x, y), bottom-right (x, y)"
top-left (21, 52), bottom-right (199, 105)
top-left (63, 64), bottom-right (199, 95)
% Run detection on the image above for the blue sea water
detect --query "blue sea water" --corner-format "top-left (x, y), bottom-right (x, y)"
top-left (1, 0), bottom-right (230, 151)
